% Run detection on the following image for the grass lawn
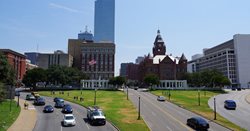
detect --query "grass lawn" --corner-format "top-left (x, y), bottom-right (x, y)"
top-left (0, 100), bottom-right (21, 131)
top-left (39, 90), bottom-right (149, 131)
top-left (151, 90), bottom-right (246, 131)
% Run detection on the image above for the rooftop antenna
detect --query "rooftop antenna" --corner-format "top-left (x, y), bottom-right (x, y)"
top-left (85, 25), bottom-right (88, 32)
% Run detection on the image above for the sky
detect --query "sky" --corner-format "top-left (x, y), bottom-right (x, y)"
top-left (1, 0), bottom-right (250, 76)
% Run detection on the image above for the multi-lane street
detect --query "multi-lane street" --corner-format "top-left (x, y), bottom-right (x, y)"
top-left (19, 92), bottom-right (118, 131)
top-left (208, 89), bottom-right (250, 130)
top-left (127, 88), bottom-right (231, 131)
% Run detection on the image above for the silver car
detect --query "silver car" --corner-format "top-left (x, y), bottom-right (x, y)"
top-left (157, 96), bottom-right (166, 101)
top-left (62, 114), bottom-right (76, 126)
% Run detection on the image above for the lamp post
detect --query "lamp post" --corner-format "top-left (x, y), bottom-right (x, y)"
top-left (214, 97), bottom-right (217, 120)
top-left (94, 88), bottom-right (97, 105)
top-left (198, 89), bottom-right (200, 106)
top-left (9, 86), bottom-right (12, 111)
top-left (127, 86), bottom-right (128, 100)
top-left (138, 96), bottom-right (141, 120)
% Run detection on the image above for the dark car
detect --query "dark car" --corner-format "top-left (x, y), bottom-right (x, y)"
top-left (26, 94), bottom-right (36, 100)
top-left (54, 97), bottom-right (64, 103)
top-left (224, 100), bottom-right (236, 110)
top-left (187, 117), bottom-right (209, 130)
top-left (43, 105), bottom-right (54, 113)
top-left (237, 88), bottom-right (241, 91)
top-left (34, 97), bottom-right (45, 106)
top-left (62, 104), bottom-right (73, 113)
top-left (55, 101), bottom-right (64, 108)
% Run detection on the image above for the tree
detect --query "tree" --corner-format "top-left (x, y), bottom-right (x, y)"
top-left (143, 74), bottom-right (160, 89)
top-left (0, 82), bottom-right (5, 102)
top-left (22, 68), bottom-right (47, 90)
top-left (0, 52), bottom-right (16, 85)
top-left (108, 76), bottom-right (126, 89)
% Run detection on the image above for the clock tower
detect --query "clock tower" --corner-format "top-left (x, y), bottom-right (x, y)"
top-left (153, 30), bottom-right (166, 56)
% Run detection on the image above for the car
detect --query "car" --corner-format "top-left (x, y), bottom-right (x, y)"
top-left (34, 97), bottom-right (45, 105)
top-left (43, 105), bottom-right (54, 113)
top-left (62, 114), bottom-right (76, 126)
top-left (187, 117), bottom-right (209, 130)
top-left (54, 97), bottom-right (64, 103)
top-left (87, 106), bottom-right (106, 125)
top-left (224, 100), bottom-right (236, 110)
top-left (55, 101), bottom-right (64, 108)
top-left (237, 88), bottom-right (241, 91)
top-left (62, 104), bottom-right (73, 113)
top-left (26, 94), bottom-right (36, 100)
top-left (232, 88), bottom-right (236, 91)
top-left (157, 96), bottom-right (166, 101)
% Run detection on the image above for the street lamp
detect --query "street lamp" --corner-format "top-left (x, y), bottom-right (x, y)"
top-left (138, 96), bottom-right (141, 120)
top-left (94, 88), bottom-right (97, 105)
top-left (214, 97), bottom-right (217, 120)
top-left (127, 86), bottom-right (128, 100)
top-left (198, 89), bottom-right (200, 106)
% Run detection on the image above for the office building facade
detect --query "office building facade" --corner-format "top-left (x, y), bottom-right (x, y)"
top-left (188, 34), bottom-right (250, 88)
top-left (37, 50), bottom-right (73, 69)
top-left (68, 39), bottom-right (115, 80)
top-left (25, 52), bottom-right (40, 65)
top-left (94, 0), bottom-right (115, 42)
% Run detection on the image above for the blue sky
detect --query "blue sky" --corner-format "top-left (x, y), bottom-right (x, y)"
top-left (1, 0), bottom-right (250, 75)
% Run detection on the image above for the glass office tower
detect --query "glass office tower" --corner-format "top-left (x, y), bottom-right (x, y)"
top-left (94, 0), bottom-right (115, 43)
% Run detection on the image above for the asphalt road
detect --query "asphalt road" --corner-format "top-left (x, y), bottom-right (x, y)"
top-left (19, 92), bottom-right (118, 131)
top-left (208, 89), bottom-right (250, 130)
top-left (127, 88), bottom-right (231, 131)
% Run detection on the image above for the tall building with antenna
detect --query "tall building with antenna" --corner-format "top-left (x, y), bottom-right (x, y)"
top-left (94, 0), bottom-right (115, 43)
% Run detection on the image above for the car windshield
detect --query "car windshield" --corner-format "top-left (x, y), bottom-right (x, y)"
top-left (93, 111), bottom-right (104, 116)
top-left (197, 118), bottom-right (207, 124)
top-left (65, 116), bottom-right (74, 120)
top-left (228, 102), bottom-right (236, 106)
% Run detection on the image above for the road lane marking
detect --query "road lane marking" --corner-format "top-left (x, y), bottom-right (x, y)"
top-left (166, 125), bottom-right (172, 131)
top-left (136, 92), bottom-right (192, 131)
top-left (86, 123), bottom-right (90, 129)
top-left (61, 125), bottom-right (63, 131)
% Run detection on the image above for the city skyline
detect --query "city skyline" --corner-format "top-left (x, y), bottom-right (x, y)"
top-left (1, 0), bottom-right (250, 75)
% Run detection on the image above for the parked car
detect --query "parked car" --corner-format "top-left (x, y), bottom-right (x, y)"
top-left (224, 100), bottom-right (236, 110)
top-left (26, 94), bottom-right (36, 100)
top-left (187, 117), bottom-right (209, 130)
top-left (55, 101), bottom-right (64, 108)
top-left (43, 105), bottom-right (54, 113)
top-left (62, 114), bottom-right (76, 126)
top-left (34, 97), bottom-right (45, 105)
top-left (237, 88), bottom-right (241, 91)
top-left (87, 106), bottom-right (106, 125)
top-left (62, 104), bottom-right (73, 113)
top-left (157, 96), bottom-right (166, 101)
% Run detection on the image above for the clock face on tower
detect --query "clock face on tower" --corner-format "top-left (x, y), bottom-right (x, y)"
top-left (158, 44), bottom-right (161, 47)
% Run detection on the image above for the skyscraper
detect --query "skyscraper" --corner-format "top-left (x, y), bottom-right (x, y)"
top-left (94, 0), bottom-right (115, 43)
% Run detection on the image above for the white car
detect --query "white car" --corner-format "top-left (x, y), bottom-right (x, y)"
top-left (157, 96), bottom-right (166, 101)
top-left (62, 114), bottom-right (76, 126)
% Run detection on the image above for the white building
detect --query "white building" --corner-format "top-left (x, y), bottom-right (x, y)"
top-left (188, 34), bottom-right (250, 88)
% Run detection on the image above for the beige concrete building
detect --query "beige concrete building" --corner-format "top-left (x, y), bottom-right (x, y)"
top-left (37, 50), bottom-right (73, 69)
top-left (68, 39), bottom-right (115, 80)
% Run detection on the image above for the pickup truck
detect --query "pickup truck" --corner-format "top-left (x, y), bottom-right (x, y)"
top-left (87, 106), bottom-right (106, 125)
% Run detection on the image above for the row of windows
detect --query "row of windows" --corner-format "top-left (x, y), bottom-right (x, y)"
top-left (81, 48), bottom-right (114, 53)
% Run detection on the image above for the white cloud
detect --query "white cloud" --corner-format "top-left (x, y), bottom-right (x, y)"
top-left (49, 3), bottom-right (84, 14)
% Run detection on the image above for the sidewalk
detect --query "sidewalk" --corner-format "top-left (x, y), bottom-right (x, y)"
top-left (7, 97), bottom-right (37, 131)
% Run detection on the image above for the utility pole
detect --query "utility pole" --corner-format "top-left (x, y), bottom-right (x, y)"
top-left (94, 88), bottom-right (97, 105)
top-left (198, 90), bottom-right (200, 106)
top-left (127, 86), bottom-right (128, 100)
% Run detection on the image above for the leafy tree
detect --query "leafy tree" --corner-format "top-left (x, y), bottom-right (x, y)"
top-left (22, 68), bottom-right (47, 90)
top-left (108, 76), bottom-right (126, 89)
top-left (143, 74), bottom-right (160, 89)
top-left (0, 52), bottom-right (16, 85)
top-left (0, 82), bottom-right (6, 102)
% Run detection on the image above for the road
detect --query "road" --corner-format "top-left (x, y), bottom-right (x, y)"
top-left (19, 92), bottom-right (118, 131)
top-left (208, 89), bottom-right (250, 130)
top-left (127, 88), bottom-right (231, 131)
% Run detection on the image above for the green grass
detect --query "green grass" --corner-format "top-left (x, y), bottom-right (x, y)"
top-left (0, 100), bottom-right (21, 131)
top-left (151, 90), bottom-right (246, 131)
top-left (39, 90), bottom-right (149, 131)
